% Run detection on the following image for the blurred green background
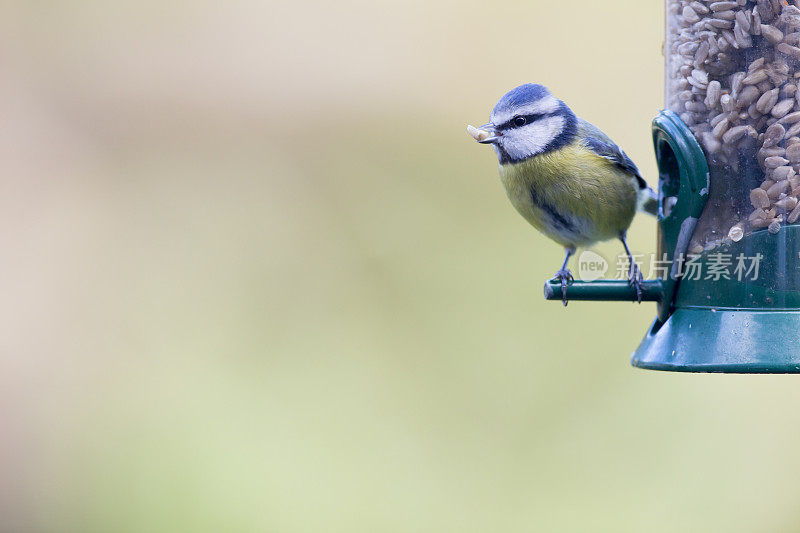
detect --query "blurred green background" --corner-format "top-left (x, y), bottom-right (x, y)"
top-left (3, 1), bottom-right (800, 532)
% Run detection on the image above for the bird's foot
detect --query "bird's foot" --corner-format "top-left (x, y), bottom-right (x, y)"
top-left (628, 263), bottom-right (644, 304)
top-left (551, 268), bottom-right (574, 307)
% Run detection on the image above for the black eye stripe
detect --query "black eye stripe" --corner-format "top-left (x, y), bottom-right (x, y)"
top-left (498, 112), bottom-right (554, 131)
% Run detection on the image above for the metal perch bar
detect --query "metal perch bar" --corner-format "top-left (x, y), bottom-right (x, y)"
top-left (543, 280), bottom-right (664, 303)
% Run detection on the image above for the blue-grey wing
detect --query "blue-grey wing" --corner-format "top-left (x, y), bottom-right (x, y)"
top-left (577, 118), bottom-right (658, 216)
top-left (577, 118), bottom-right (645, 187)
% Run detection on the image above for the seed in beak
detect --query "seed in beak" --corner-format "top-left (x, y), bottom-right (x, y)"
top-left (467, 124), bottom-right (492, 142)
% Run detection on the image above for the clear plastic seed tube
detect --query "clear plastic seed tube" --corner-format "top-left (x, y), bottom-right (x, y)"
top-left (667, 0), bottom-right (800, 250)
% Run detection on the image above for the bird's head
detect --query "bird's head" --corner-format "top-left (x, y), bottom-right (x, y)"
top-left (468, 83), bottom-right (577, 164)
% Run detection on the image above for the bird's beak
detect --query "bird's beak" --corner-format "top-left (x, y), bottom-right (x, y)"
top-left (477, 123), bottom-right (502, 144)
top-left (467, 123), bottom-right (502, 144)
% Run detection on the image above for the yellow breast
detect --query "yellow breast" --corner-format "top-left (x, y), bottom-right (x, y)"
top-left (498, 141), bottom-right (638, 247)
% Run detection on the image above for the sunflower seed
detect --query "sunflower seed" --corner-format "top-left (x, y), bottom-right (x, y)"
top-left (766, 155), bottom-right (790, 168)
top-left (737, 85), bottom-right (761, 106)
top-left (781, 4), bottom-right (800, 28)
top-left (709, 18), bottom-right (735, 29)
top-left (764, 122), bottom-right (787, 146)
top-left (711, 2), bottom-right (738, 12)
top-left (713, 117), bottom-right (731, 139)
top-left (757, 88), bottom-right (781, 114)
top-left (751, 187), bottom-right (772, 208)
top-left (705, 80), bottom-right (722, 108)
top-left (768, 180), bottom-right (791, 199)
top-left (691, 1), bottom-right (710, 15)
top-left (771, 98), bottom-right (795, 118)
top-left (761, 24), bottom-right (784, 44)
top-left (775, 196), bottom-right (798, 211)
top-left (743, 69), bottom-right (768, 85)
top-left (735, 10), bottom-right (752, 32)
top-left (723, 125), bottom-right (750, 144)
top-left (683, 6), bottom-right (701, 23)
top-left (772, 166), bottom-right (796, 181)
top-left (789, 202), bottom-right (800, 223)
top-left (786, 121), bottom-right (800, 139)
top-left (787, 143), bottom-right (800, 163)
top-left (728, 223), bottom-right (745, 242)
top-left (778, 42), bottom-right (800, 59)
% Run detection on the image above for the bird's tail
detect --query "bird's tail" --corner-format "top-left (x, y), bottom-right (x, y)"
top-left (637, 186), bottom-right (659, 217)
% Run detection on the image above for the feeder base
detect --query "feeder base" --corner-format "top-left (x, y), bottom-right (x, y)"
top-left (632, 308), bottom-right (800, 373)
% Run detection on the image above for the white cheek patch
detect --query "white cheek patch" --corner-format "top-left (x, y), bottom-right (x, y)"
top-left (491, 95), bottom-right (560, 125)
top-left (500, 115), bottom-right (566, 161)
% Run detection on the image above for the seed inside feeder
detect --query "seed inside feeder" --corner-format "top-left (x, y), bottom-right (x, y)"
top-left (667, 0), bottom-right (800, 248)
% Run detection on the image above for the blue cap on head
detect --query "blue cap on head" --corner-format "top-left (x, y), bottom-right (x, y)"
top-left (484, 83), bottom-right (576, 164)
top-left (492, 84), bottom-right (552, 116)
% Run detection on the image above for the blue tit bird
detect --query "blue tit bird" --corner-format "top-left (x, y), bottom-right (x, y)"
top-left (467, 83), bottom-right (658, 305)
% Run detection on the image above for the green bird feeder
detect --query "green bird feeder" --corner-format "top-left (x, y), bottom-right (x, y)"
top-left (545, 0), bottom-right (800, 373)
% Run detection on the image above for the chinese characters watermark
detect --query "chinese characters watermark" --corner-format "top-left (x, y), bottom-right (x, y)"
top-left (576, 251), bottom-right (763, 281)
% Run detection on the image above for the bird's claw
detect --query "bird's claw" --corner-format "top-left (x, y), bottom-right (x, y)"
top-left (628, 263), bottom-right (644, 304)
top-left (551, 268), bottom-right (574, 307)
